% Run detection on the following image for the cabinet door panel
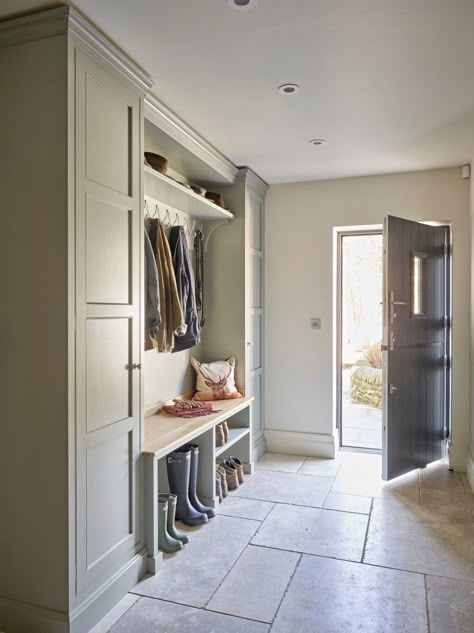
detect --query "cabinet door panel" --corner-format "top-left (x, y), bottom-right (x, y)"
top-left (250, 254), bottom-right (262, 309)
top-left (86, 197), bottom-right (131, 304)
top-left (86, 73), bottom-right (131, 195)
top-left (249, 197), bottom-right (262, 250)
top-left (250, 314), bottom-right (262, 371)
top-left (249, 373), bottom-right (263, 434)
top-left (86, 318), bottom-right (131, 433)
top-left (86, 432), bottom-right (132, 569)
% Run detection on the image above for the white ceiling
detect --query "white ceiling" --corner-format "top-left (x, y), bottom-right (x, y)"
top-left (3, 0), bottom-right (474, 183)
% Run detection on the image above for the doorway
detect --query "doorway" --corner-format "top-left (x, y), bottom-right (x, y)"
top-left (336, 230), bottom-right (383, 452)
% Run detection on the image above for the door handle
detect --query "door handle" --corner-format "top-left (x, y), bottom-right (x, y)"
top-left (390, 291), bottom-right (407, 324)
top-left (389, 384), bottom-right (398, 395)
top-left (131, 363), bottom-right (142, 370)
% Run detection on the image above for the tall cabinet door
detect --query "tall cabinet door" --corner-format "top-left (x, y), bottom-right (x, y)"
top-left (74, 49), bottom-right (142, 593)
top-left (247, 188), bottom-right (265, 457)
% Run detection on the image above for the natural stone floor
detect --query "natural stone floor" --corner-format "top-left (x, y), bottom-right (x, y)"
top-left (91, 452), bottom-right (474, 633)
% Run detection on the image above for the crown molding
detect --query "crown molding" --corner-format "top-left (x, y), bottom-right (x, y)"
top-left (235, 166), bottom-right (269, 197)
top-left (0, 6), bottom-right (153, 94)
top-left (145, 93), bottom-right (238, 184)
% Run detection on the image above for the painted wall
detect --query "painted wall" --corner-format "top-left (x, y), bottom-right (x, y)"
top-left (143, 217), bottom-right (196, 407)
top-left (265, 168), bottom-right (470, 467)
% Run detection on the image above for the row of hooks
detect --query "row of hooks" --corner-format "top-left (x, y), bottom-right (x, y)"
top-left (144, 199), bottom-right (202, 241)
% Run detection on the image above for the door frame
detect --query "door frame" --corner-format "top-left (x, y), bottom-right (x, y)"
top-left (334, 226), bottom-right (383, 452)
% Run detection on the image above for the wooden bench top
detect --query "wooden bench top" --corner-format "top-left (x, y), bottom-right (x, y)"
top-left (143, 397), bottom-right (253, 458)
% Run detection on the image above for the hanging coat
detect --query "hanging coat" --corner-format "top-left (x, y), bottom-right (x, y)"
top-left (146, 218), bottom-right (185, 352)
top-left (144, 225), bottom-right (161, 345)
top-left (169, 226), bottom-right (201, 352)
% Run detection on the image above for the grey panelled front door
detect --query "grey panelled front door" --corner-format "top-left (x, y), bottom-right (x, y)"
top-left (382, 216), bottom-right (448, 480)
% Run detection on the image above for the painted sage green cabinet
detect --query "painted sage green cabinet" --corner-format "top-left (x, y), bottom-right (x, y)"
top-left (0, 7), bottom-right (152, 633)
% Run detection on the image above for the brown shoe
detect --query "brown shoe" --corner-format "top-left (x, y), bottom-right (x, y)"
top-left (215, 423), bottom-right (225, 447)
top-left (216, 475), bottom-right (223, 503)
top-left (228, 456), bottom-right (244, 484)
top-left (221, 461), bottom-right (239, 491)
top-left (221, 420), bottom-right (230, 443)
top-left (216, 464), bottom-right (228, 497)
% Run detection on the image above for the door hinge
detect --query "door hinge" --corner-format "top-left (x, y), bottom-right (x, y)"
top-left (443, 354), bottom-right (450, 369)
top-left (443, 242), bottom-right (449, 257)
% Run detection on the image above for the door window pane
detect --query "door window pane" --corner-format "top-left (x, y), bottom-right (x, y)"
top-left (412, 252), bottom-right (427, 316)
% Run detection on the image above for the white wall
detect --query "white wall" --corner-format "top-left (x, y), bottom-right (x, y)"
top-left (265, 168), bottom-right (470, 466)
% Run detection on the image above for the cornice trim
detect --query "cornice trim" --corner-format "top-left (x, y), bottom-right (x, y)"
top-left (0, 6), bottom-right (154, 93)
top-left (236, 166), bottom-right (269, 196)
top-left (145, 93), bottom-right (238, 184)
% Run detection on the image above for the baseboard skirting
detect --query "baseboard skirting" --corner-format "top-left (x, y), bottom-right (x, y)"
top-left (252, 433), bottom-right (267, 463)
top-left (0, 597), bottom-right (68, 633)
top-left (264, 429), bottom-right (336, 458)
top-left (447, 441), bottom-right (468, 472)
top-left (0, 551), bottom-right (147, 633)
top-left (70, 550), bottom-right (147, 633)
top-left (467, 450), bottom-right (474, 493)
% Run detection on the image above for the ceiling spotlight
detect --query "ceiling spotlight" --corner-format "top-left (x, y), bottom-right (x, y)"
top-left (278, 83), bottom-right (300, 95)
top-left (309, 138), bottom-right (327, 146)
top-left (227, 0), bottom-right (257, 9)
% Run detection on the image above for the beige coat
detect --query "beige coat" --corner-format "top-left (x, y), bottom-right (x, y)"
top-left (145, 219), bottom-right (184, 352)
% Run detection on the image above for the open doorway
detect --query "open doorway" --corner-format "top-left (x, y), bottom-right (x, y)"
top-left (336, 230), bottom-right (383, 452)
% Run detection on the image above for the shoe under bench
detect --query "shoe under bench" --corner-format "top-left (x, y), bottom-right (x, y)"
top-left (143, 396), bottom-right (254, 574)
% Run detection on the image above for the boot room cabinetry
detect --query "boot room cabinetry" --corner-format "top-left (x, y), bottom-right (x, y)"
top-left (0, 8), bottom-right (152, 633)
top-left (0, 6), bottom-right (267, 633)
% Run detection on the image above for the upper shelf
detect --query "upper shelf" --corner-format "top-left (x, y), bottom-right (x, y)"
top-left (144, 165), bottom-right (234, 221)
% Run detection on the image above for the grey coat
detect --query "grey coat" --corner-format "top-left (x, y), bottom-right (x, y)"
top-left (169, 226), bottom-right (200, 352)
top-left (144, 226), bottom-right (160, 333)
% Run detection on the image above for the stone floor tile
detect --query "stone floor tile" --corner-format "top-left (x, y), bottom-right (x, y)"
top-left (251, 503), bottom-right (368, 561)
top-left (332, 453), bottom-right (420, 501)
top-left (426, 575), bottom-right (474, 633)
top-left (217, 496), bottom-right (274, 521)
top-left (271, 555), bottom-right (427, 633)
top-left (207, 545), bottom-right (299, 623)
top-left (89, 593), bottom-right (139, 633)
top-left (110, 597), bottom-right (269, 633)
top-left (256, 453), bottom-right (306, 473)
top-left (420, 461), bottom-right (465, 494)
top-left (132, 516), bottom-right (259, 607)
top-left (323, 491), bottom-right (372, 514)
top-left (365, 498), bottom-right (474, 581)
top-left (298, 457), bottom-right (341, 477)
top-left (420, 488), bottom-right (474, 516)
top-left (235, 470), bottom-right (332, 507)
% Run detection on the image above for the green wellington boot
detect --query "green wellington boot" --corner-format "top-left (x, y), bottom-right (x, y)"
top-left (159, 493), bottom-right (189, 545)
top-left (158, 497), bottom-right (184, 553)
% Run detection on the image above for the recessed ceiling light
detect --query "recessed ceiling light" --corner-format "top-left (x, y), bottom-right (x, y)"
top-left (278, 83), bottom-right (300, 95)
top-left (309, 138), bottom-right (327, 146)
top-left (227, 0), bottom-right (257, 9)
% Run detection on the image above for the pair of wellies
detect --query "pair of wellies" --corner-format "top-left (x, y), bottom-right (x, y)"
top-left (159, 444), bottom-right (215, 553)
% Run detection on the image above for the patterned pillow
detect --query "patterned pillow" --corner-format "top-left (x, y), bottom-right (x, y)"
top-left (191, 356), bottom-right (243, 401)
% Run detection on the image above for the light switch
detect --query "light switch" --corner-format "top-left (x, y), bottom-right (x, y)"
top-left (311, 318), bottom-right (321, 330)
